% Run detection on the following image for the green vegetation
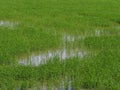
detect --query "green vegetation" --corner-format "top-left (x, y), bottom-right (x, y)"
top-left (0, 0), bottom-right (120, 89)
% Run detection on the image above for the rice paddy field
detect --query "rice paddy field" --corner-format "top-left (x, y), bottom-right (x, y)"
top-left (0, 0), bottom-right (120, 89)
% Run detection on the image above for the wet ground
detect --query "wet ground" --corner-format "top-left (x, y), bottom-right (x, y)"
top-left (18, 33), bottom-right (88, 66)
top-left (18, 29), bottom-right (119, 66)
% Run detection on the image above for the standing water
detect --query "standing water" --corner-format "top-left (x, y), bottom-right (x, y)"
top-left (18, 33), bottom-right (88, 66)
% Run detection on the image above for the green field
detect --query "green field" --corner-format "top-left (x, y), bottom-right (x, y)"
top-left (0, 0), bottom-right (120, 89)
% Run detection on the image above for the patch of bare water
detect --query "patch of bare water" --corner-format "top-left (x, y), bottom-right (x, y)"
top-left (18, 48), bottom-right (87, 66)
top-left (0, 20), bottom-right (18, 28)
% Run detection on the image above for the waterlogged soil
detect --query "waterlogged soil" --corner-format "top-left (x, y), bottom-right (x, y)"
top-left (18, 29), bottom-right (119, 66)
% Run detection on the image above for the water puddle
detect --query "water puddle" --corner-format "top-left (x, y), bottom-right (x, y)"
top-left (0, 20), bottom-right (18, 28)
top-left (18, 29), bottom-right (113, 66)
top-left (17, 80), bottom-right (74, 90)
top-left (95, 30), bottom-right (102, 36)
top-left (62, 33), bottom-right (85, 42)
top-left (18, 48), bottom-right (87, 66)
top-left (16, 80), bottom-right (92, 90)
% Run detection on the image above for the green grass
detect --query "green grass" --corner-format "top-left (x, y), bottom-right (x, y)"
top-left (0, 29), bottom-right (59, 64)
top-left (0, 48), bottom-right (120, 89)
top-left (0, 0), bottom-right (120, 89)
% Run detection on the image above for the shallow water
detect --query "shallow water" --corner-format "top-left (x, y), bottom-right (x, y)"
top-left (18, 29), bottom-right (115, 66)
top-left (0, 20), bottom-right (18, 28)
top-left (17, 80), bottom-right (73, 90)
top-left (18, 48), bottom-right (87, 66)
top-left (18, 33), bottom-right (88, 66)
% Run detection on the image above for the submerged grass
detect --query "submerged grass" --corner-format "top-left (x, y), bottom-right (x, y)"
top-left (0, 0), bottom-right (120, 89)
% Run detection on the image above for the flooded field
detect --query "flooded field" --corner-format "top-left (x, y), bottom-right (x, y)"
top-left (18, 33), bottom-right (88, 66)
top-left (0, 0), bottom-right (120, 89)
top-left (18, 30), bottom-right (119, 66)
